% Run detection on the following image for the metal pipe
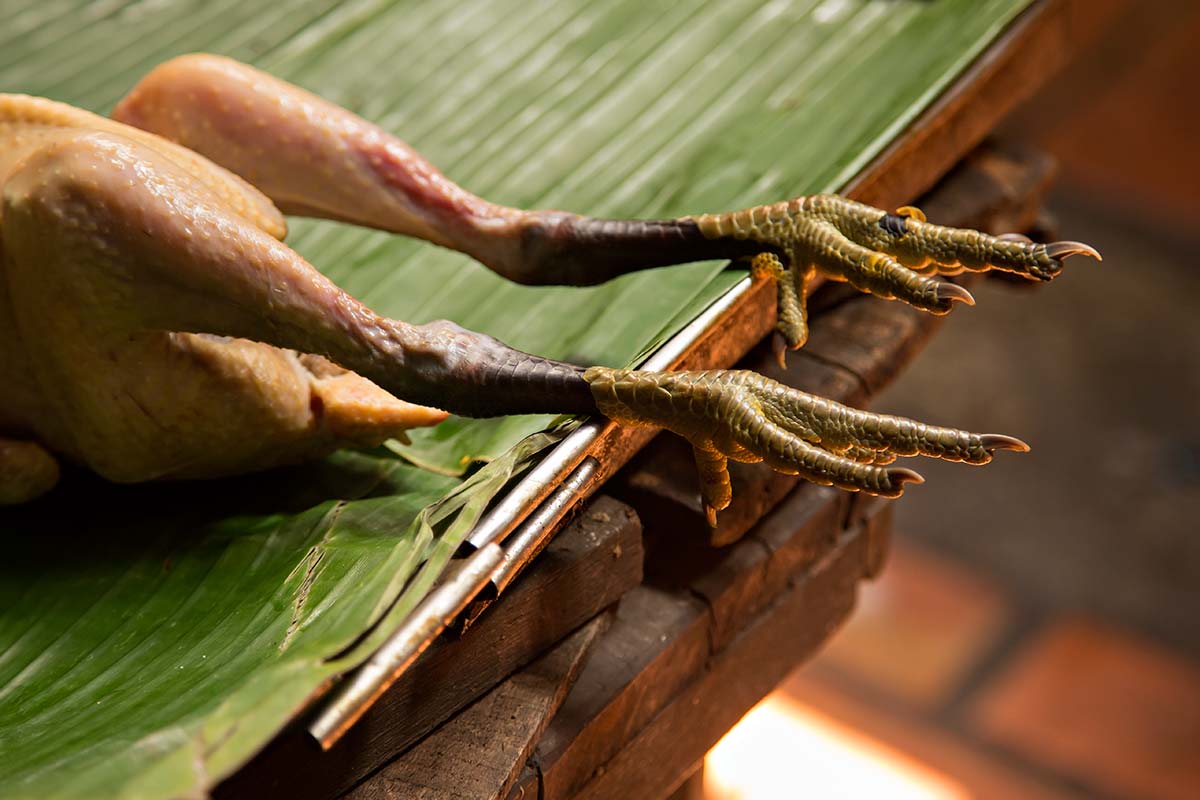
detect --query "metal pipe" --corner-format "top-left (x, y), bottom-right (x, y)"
top-left (461, 420), bottom-right (603, 553)
top-left (308, 542), bottom-right (504, 750)
top-left (492, 457), bottom-right (600, 596)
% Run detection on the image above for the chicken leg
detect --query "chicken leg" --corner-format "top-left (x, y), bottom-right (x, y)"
top-left (0, 56), bottom-right (1097, 517)
top-left (115, 54), bottom-right (1098, 350)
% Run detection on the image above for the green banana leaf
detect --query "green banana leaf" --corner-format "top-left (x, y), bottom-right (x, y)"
top-left (0, 0), bottom-right (1031, 797)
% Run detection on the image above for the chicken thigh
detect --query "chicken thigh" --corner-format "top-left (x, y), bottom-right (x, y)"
top-left (0, 55), bottom-right (1097, 516)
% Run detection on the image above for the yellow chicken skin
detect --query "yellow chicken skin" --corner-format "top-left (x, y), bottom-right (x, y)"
top-left (0, 94), bottom-right (446, 501)
top-left (0, 56), bottom-right (1098, 515)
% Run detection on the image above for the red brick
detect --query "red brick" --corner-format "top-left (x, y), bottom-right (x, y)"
top-left (813, 539), bottom-right (1011, 708)
top-left (776, 668), bottom-right (1070, 800)
top-left (969, 617), bottom-right (1200, 800)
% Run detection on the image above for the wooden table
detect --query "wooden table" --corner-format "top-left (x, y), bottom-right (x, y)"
top-left (218, 1), bottom-right (1097, 796)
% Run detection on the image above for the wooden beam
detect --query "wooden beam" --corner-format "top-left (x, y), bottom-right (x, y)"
top-left (508, 490), bottom-right (893, 799)
top-left (574, 516), bottom-right (885, 800)
top-left (345, 614), bottom-right (611, 800)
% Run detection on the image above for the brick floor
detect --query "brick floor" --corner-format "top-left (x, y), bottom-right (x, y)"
top-left (708, 537), bottom-right (1200, 800)
top-left (968, 617), bottom-right (1200, 800)
top-left (813, 539), bottom-right (1011, 709)
top-left (778, 669), bottom-right (1071, 800)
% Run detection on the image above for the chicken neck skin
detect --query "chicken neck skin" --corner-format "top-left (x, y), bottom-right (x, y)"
top-left (0, 55), bottom-right (1099, 513)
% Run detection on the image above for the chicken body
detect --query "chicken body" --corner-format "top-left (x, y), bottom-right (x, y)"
top-left (0, 95), bottom-right (445, 503)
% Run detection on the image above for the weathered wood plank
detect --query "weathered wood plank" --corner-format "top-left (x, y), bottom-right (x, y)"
top-left (344, 614), bottom-right (611, 800)
top-left (513, 585), bottom-right (712, 800)
top-left (574, 513), bottom-right (889, 800)
top-left (506, 482), bottom-right (890, 800)
top-left (664, 763), bottom-right (706, 800)
top-left (218, 496), bottom-right (642, 800)
top-left (642, 484), bottom-right (849, 654)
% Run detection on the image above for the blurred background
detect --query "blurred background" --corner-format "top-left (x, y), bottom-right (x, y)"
top-left (705, 1), bottom-right (1199, 797)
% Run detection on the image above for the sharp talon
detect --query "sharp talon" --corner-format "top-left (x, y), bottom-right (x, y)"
top-left (887, 467), bottom-right (925, 487)
top-left (980, 433), bottom-right (1031, 453)
top-left (997, 232), bottom-right (1033, 244)
top-left (773, 334), bottom-right (789, 370)
top-left (895, 205), bottom-right (926, 222)
top-left (705, 504), bottom-right (718, 528)
top-left (1045, 241), bottom-right (1102, 262)
top-left (936, 282), bottom-right (976, 306)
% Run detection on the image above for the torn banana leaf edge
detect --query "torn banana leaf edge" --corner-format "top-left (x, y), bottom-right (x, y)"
top-left (197, 431), bottom-right (562, 789)
top-left (0, 432), bottom-right (558, 798)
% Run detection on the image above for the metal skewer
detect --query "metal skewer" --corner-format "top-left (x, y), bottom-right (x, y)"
top-left (309, 542), bottom-right (504, 749)
top-left (461, 420), bottom-right (603, 553)
top-left (457, 456), bottom-right (601, 632)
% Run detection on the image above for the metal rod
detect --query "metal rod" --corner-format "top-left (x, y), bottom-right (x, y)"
top-left (457, 457), bottom-right (601, 631)
top-left (490, 456), bottom-right (600, 596)
top-left (308, 542), bottom-right (504, 750)
top-left (462, 420), bottom-right (603, 552)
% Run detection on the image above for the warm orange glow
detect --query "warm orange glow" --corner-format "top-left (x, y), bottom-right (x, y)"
top-left (705, 694), bottom-right (966, 800)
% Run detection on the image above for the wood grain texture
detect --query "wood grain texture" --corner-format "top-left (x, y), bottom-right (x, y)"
top-left (507, 587), bottom-right (712, 800)
top-left (576, 517), bottom-right (885, 800)
top-left (345, 614), bottom-right (610, 800)
top-left (218, 497), bottom-right (641, 800)
top-left (505, 486), bottom-right (890, 799)
top-left (508, 494), bottom-right (893, 800)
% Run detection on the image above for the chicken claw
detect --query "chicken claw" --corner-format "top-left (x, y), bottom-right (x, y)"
top-left (584, 367), bottom-right (1028, 524)
top-left (691, 195), bottom-right (1101, 352)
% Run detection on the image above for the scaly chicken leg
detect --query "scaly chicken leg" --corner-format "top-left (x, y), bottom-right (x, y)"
top-left (0, 55), bottom-right (1097, 516)
top-left (114, 55), bottom-right (1098, 348)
